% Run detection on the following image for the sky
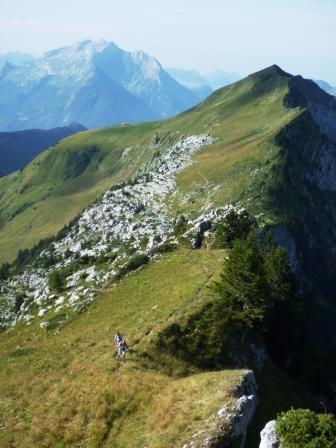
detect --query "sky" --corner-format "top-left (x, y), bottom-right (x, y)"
top-left (1, 0), bottom-right (336, 84)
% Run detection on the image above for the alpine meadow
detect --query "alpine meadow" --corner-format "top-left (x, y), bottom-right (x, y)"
top-left (1, 3), bottom-right (336, 446)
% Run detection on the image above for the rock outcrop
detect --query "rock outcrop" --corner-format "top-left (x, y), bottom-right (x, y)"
top-left (183, 371), bottom-right (257, 448)
top-left (259, 420), bottom-right (281, 448)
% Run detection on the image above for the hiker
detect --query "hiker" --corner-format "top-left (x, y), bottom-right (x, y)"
top-left (117, 339), bottom-right (128, 362)
top-left (114, 331), bottom-right (122, 347)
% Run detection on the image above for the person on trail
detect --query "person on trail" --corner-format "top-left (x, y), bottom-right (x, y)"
top-left (117, 339), bottom-right (128, 362)
top-left (114, 331), bottom-right (122, 347)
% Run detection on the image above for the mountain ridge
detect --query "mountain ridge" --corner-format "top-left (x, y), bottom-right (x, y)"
top-left (0, 123), bottom-right (86, 177)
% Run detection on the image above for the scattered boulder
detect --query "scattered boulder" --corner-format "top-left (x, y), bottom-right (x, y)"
top-left (259, 420), bottom-right (281, 448)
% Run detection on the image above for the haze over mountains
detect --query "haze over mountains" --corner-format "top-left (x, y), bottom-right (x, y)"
top-left (167, 67), bottom-right (240, 99)
top-left (1, 41), bottom-right (335, 134)
top-left (0, 40), bottom-right (200, 131)
top-left (315, 79), bottom-right (336, 96)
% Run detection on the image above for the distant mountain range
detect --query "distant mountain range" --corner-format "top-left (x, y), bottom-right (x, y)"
top-left (167, 67), bottom-right (336, 103)
top-left (0, 40), bottom-right (201, 131)
top-left (1, 42), bottom-right (335, 133)
top-left (314, 79), bottom-right (336, 96)
top-left (0, 123), bottom-right (86, 176)
top-left (167, 68), bottom-right (240, 99)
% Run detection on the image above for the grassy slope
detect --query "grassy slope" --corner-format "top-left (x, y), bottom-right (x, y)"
top-left (0, 248), bottom-right (250, 447)
top-left (0, 66), bottom-right (300, 264)
top-left (0, 123), bottom-right (161, 263)
top-left (168, 69), bottom-right (300, 219)
top-left (0, 67), bottom-right (319, 447)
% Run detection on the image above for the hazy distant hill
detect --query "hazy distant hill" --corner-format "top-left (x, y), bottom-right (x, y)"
top-left (0, 123), bottom-right (86, 176)
top-left (0, 40), bottom-right (199, 131)
top-left (315, 79), bottom-right (336, 96)
top-left (167, 67), bottom-right (240, 99)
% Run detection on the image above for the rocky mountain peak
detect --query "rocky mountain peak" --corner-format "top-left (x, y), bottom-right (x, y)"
top-left (0, 40), bottom-right (199, 130)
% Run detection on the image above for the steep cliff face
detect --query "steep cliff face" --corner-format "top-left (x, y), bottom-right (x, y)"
top-left (271, 104), bottom-right (336, 323)
top-left (286, 75), bottom-right (336, 142)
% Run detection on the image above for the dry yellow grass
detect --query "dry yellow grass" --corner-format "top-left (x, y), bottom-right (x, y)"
top-left (0, 248), bottom-right (247, 447)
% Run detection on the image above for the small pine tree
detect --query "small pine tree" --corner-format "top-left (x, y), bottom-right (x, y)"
top-left (212, 210), bottom-right (256, 249)
top-left (213, 232), bottom-right (270, 328)
top-left (262, 233), bottom-right (296, 304)
top-left (213, 231), bottom-right (299, 331)
top-left (49, 270), bottom-right (66, 292)
top-left (0, 262), bottom-right (10, 280)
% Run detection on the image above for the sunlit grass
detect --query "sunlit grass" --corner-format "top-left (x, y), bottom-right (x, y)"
top-left (0, 248), bottom-right (249, 447)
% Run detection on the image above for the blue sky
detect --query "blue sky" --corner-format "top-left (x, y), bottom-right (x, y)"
top-left (1, 0), bottom-right (336, 83)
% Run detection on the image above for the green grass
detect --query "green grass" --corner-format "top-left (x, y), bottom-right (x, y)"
top-left (0, 246), bottom-right (311, 447)
top-left (0, 248), bottom-right (251, 447)
top-left (0, 124), bottom-right (161, 263)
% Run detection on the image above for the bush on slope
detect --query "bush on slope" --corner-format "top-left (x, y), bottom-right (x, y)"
top-left (276, 408), bottom-right (336, 448)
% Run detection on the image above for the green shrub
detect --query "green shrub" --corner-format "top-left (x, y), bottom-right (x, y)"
top-left (212, 210), bottom-right (256, 249)
top-left (45, 313), bottom-right (67, 331)
top-left (14, 293), bottom-right (26, 313)
top-left (48, 270), bottom-right (67, 292)
top-left (173, 216), bottom-right (188, 237)
top-left (151, 243), bottom-right (177, 255)
top-left (121, 254), bottom-right (149, 274)
top-left (139, 235), bottom-right (150, 250)
top-left (276, 408), bottom-right (336, 448)
top-left (37, 253), bottom-right (57, 268)
top-left (0, 263), bottom-right (10, 280)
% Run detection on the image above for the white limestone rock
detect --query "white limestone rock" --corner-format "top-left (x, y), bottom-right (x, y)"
top-left (183, 371), bottom-right (257, 448)
top-left (38, 309), bottom-right (46, 317)
top-left (259, 420), bottom-right (281, 448)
